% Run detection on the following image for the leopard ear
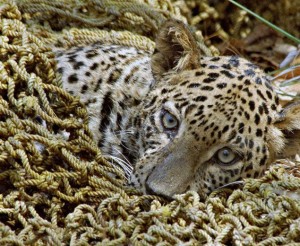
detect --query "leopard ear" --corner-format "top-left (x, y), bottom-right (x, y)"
top-left (274, 101), bottom-right (300, 158)
top-left (151, 19), bottom-right (201, 79)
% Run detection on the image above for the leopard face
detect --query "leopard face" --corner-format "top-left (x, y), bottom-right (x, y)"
top-left (128, 20), bottom-right (300, 199)
top-left (130, 57), bottom-right (281, 198)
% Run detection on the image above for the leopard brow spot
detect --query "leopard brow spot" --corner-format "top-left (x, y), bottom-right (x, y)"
top-left (90, 63), bottom-right (99, 70)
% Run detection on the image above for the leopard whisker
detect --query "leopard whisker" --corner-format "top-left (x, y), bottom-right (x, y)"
top-left (105, 154), bottom-right (133, 179)
top-left (215, 180), bottom-right (245, 190)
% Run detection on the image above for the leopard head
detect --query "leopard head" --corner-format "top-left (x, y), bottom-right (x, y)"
top-left (129, 20), bottom-right (300, 199)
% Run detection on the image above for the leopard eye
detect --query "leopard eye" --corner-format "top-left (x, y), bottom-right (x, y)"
top-left (161, 111), bottom-right (179, 130)
top-left (216, 148), bottom-right (236, 165)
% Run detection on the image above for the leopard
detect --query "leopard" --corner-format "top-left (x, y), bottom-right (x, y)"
top-left (55, 19), bottom-right (300, 200)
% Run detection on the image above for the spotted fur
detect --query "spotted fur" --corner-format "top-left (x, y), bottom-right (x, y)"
top-left (55, 20), bottom-right (300, 199)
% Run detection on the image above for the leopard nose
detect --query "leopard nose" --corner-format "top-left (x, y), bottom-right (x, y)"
top-left (145, 182), bottom-right (173, 200)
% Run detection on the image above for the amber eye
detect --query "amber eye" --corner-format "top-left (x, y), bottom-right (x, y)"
top-left (161, 111), bottom-right (179, 130)
top-left (216, 148), bottom-right (236, 165)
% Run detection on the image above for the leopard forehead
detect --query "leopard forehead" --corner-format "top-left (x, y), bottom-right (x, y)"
top-left (145, 56), bottom-right (279, 120)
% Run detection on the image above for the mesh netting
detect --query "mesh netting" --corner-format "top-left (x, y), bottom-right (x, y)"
top-left (0, 1), bottom-right (300, 245)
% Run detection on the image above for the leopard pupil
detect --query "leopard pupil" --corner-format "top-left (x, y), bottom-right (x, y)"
top-left (223, 149), bottom-right (230, 157)
top-left (168, 117), bottom-right (175, 124)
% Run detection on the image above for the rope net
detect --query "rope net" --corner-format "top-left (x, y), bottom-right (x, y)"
top-left (0, 1), bottom-right (299, 245)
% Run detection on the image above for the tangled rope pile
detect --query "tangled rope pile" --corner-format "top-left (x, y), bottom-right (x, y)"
top-left (0, 1), bottom-right (300, 245)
